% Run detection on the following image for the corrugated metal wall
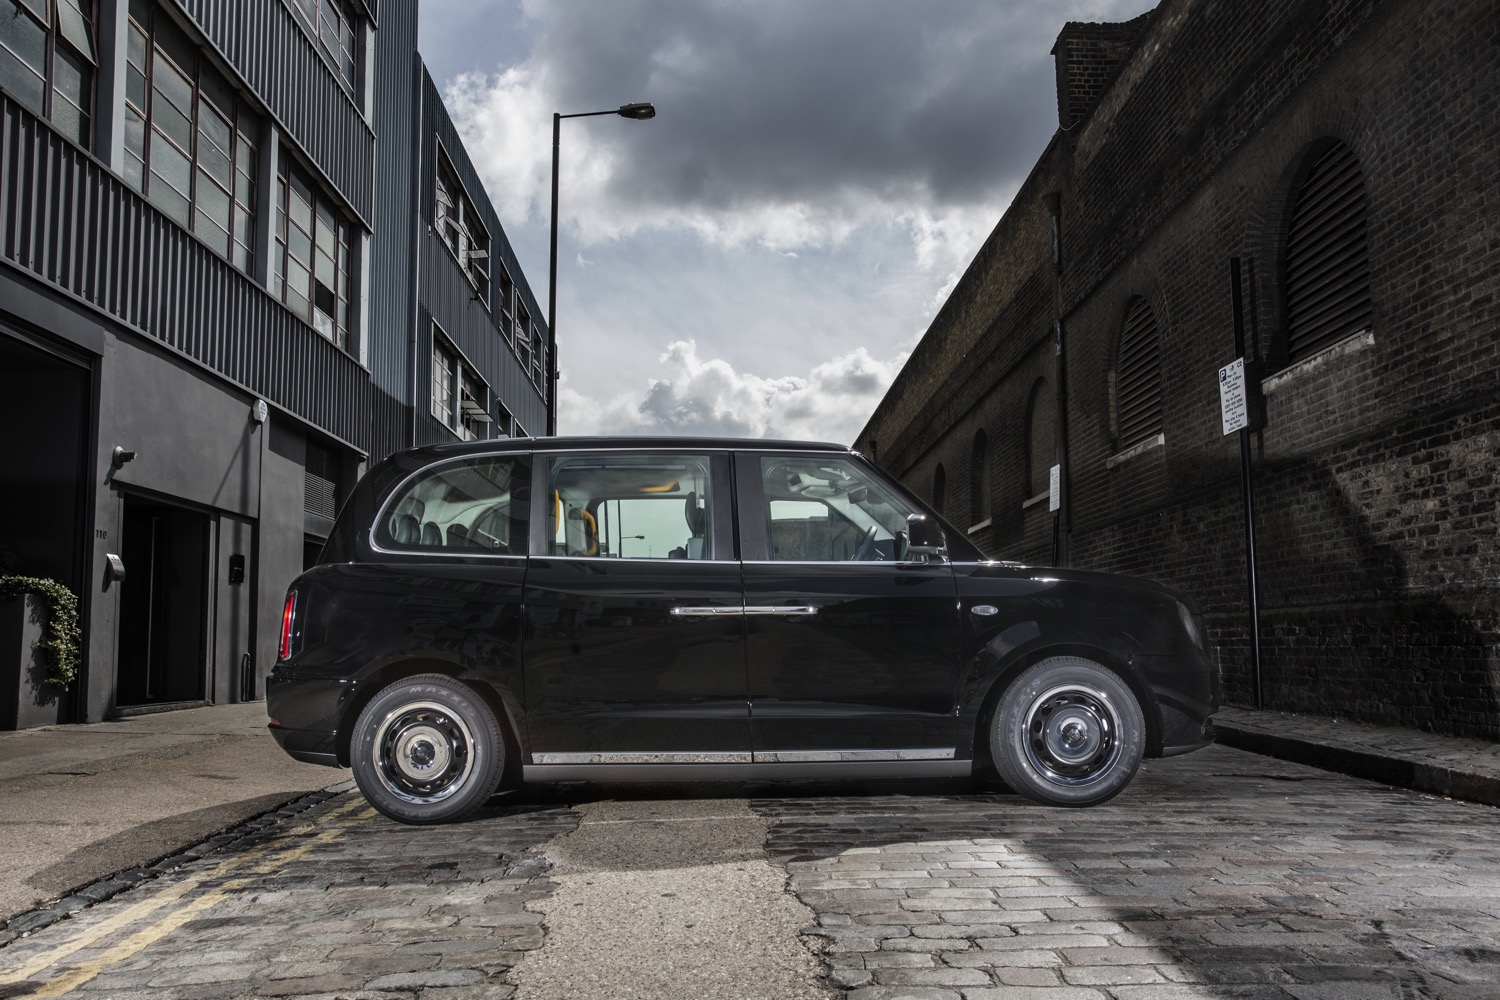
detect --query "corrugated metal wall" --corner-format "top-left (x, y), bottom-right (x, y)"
top-left (366, 0), bottom-right (420, 454)
top-left (0, 93), bottom-right (370, 445)
top-left (178, 0), bottom-right (375, 226)
top-left (419, 69), bottom-right (548, 438)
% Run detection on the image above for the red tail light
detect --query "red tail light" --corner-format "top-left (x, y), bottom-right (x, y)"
top-left (279, 591), bottom-right (298, 660)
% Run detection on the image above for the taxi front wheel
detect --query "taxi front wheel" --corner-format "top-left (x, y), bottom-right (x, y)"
top-left (989, 656), bottom-right (1145, 807)
top-left (351, 674), bottom-right (506, 824)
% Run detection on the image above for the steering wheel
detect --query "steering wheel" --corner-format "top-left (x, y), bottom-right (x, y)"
top-left (852, 524), bottom-right (883, 561)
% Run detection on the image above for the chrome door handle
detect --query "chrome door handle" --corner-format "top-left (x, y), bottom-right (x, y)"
top-left (670, 605), bottom-right (819, 616)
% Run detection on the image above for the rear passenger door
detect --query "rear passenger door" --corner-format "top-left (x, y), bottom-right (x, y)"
top-left (521, 450), bottom-right (749, 760)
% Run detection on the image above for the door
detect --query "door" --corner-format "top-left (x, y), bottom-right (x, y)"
top-left (521, 450), bottom-right (747, 760)
top-left (738, 452), bottom-right (962, 757)
top-left (117, 496), bottom-right (210, 706)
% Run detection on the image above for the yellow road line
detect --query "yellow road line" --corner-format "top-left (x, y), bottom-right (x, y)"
top-left (0, 795), bottom-right (371, 992)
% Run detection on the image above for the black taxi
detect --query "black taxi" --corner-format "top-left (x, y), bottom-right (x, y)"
top-left (268, 437), bottom-right (1217, 823)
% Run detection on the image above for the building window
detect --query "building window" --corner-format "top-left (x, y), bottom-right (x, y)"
top-left (1114, 297), bottom-right (1162, 450)
top-left (0, 0), bottom-right (96, 148)
top-left (431, 332), bottom-right (488, 441)
top-left (273, 155), bottom-right (354, 349)
top-left (435, 152), bottom-right (490, 300)
top-left (288, 0), bottom-right (359, 93)
top-left (932, 464), bottom-right (946, 516)
top-left (497, 265), bottom-right (515, 341)
top-left (1026, 379), bottom-right (1054, 497)
top-left (1284, 140), bottom-right (1371, 363)
top-left (515, 301), bottom-right (532, 370)
top-left (123, 0), bottom-right (258, 270)
top-left (969, 429), bottom-right (989, 526)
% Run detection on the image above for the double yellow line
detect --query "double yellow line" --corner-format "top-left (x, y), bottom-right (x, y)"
top-left (0, 795), bottom-right (372, 998)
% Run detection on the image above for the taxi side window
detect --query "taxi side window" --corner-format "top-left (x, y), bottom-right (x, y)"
top-left (760, 456), bottom-right (914, 562)
top-left (546, 454), bottom-right (715, 559)
top-left (375, 455), bottom-right (530, 554)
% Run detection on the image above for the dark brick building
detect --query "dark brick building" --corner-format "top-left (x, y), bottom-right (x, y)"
top-left (857, 0), bottom-right (1500, 739)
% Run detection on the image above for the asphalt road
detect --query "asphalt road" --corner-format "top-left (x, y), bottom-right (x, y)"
top-left (1, 744), bottom-right (1498, 999)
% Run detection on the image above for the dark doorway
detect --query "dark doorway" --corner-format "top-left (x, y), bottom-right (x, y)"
top-left (116, 496), bottom-right (209, 706)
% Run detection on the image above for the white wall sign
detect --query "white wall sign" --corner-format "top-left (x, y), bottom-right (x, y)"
top-left (1049, 464), bottom-right (1060, 512)
top-left (1219, 358), bottom-right (1248, 435)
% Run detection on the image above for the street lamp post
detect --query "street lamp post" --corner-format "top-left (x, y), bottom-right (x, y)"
top-left (547, 102), bottom-right (656, 436)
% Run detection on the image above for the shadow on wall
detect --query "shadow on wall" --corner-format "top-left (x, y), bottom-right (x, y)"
top-left (1228, 456), bottom-right (1498, 741)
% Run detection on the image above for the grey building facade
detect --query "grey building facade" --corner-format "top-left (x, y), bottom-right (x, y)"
top-left (857, 0), bottom-right (1499, 739)
top-left (1, 0), bottom-right (549, 726)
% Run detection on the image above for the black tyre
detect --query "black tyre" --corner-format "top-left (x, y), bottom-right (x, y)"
top-left (350, 674), bottom-right (507, 824)
top-left (989, 656), bottom-right (1145, 807)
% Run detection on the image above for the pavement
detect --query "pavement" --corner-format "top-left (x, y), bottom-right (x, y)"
top-left (0, 698), bottom-right (1497, 944)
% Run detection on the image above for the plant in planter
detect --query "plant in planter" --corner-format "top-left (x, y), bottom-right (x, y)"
top-left (0, 576), bottom-right (81, 689)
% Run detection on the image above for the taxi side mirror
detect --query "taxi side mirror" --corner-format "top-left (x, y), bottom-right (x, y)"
top-left (903, 514), bottom-right (947, 562)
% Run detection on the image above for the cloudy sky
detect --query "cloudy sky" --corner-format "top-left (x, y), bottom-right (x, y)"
top-left (416, 0), bottom-right (1153, 441)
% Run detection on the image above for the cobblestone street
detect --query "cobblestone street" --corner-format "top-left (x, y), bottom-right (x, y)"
top-left (1, 744), bottom-right (1497, 999)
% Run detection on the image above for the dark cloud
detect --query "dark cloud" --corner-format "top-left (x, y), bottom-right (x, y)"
top-left (530, 0), bottom-right (1152, 212)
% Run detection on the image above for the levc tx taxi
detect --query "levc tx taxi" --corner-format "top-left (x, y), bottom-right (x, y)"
top-left (268, 437), bottom-right (1218, 823)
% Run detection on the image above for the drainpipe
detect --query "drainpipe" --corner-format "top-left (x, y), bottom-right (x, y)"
top-left (1047, 192), bottom-right (1071, 567)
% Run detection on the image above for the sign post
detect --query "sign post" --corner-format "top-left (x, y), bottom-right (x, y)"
top-left (1228, 259), bottom-right (1264, 710)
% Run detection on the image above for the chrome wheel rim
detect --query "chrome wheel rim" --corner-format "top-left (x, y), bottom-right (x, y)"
top-left (372, 701), bottom-right (475, 804)
top-left (1022, 683), bottom-right (1121, 786)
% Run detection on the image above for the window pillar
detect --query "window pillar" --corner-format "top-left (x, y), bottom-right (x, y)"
top-left (97, 0), bottom-right (129, 169)
top-left (252, 128), bottom-right (279, 288)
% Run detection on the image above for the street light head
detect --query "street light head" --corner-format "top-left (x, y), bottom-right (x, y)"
top-left (617, 102), bottom-right (656, 121)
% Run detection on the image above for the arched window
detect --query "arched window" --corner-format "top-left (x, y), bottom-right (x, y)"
top-left (969, 430), bottom-right (989, 525)
top-left (1285, 140), bottom-right (1371, 363)
top-left (932, 464), bottom-right (946, 515)
top-left (1025, 379), bottom-right (1054, 497)
top-left (1115, 296), bottom-right (1162, 449)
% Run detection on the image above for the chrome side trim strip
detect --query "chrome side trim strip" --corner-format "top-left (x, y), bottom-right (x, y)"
top-left (531, 751), bottom-right (753, 765)
top-left (524, 760), bottom-right (972, 783)
top-left (755, 748), bottom-right (957, 763)
top-left (670, 606), bottom-right (743, 617)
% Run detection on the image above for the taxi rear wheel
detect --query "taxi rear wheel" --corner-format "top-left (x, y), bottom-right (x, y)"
top-left (351, 674), bottom-right (506, 824)
top-left (989, 656), bottom-right (1145, 807)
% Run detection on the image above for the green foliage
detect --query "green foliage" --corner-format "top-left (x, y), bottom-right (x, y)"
top-left (0, 576), bottom-right (81, 688)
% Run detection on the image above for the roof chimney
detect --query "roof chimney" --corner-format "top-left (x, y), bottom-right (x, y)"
top-left (1052, 12), bottom-right (1154, 130)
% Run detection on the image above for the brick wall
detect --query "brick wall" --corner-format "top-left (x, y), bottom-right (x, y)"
top-left (857, 0), bottom-right (1500, 740)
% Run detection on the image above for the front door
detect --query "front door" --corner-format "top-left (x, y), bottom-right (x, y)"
top-left (117, 495), bottom-right (209, 706)
top-left (522, 450), bottom-right (747, 760)
top-left (738, 452), bottom-right (962, 757)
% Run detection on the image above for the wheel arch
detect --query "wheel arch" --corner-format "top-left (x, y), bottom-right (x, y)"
top-left (969, 643), bottom-right (1164, 773)
top-left (335, 657), bottom-right (524, 781)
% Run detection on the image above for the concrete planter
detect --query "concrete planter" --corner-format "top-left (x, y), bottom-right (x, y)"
top-left (1, 593), bottom-right (66, 730)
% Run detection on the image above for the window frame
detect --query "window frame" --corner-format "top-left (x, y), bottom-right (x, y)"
top-left (434, 148), bottom-right (491, 302)
top-left (288, 0), bottom-right (361, 96)
top-left (535, 450), bottom-right (733, 562)
top-left (273, 152), bottom-right (355, 350)
top-left (370, 452), bottom-right (532, 558)
top-left (0, 0), bottom-right (97, 148)
top-left (430, 329), bottom-right (490, 441)
top-left (124, 0), bottom-right (259, 271)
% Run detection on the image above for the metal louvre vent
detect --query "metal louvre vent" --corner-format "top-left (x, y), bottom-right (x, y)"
top-left (1286, 142), bottom-right (1371, 362)
top-left (305, 441), bottom-right (342, 519)
top-left (1116, 297), bottom-right (1163, 448)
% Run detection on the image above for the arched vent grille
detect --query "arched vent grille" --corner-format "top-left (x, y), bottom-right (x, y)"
top-left (1286, 142), bottom-right (1371, 362)
top-left (1116, 297), bottom-right (1163, 448)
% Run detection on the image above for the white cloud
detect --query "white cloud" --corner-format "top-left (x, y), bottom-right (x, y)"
top-left (558, 339), bottom-right (911, 443)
